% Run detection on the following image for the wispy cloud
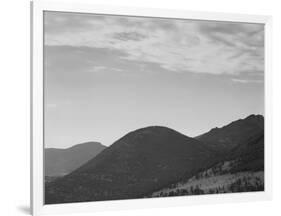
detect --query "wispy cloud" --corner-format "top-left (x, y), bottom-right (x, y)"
top-left (88, 65), bottom-right (124, 73)
top-left (232, 78), bottom-right (263, 84)
top-left (90, 66), bottom-right (107, 72)
top-left (44, 12), bottom-right (264, 76)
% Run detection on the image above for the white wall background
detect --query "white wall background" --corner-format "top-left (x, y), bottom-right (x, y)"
top-left (0, 0), bottom-right (280, 215)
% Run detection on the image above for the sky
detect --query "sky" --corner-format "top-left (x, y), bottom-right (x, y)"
top-left (44, 11), bottom-right (264, 148)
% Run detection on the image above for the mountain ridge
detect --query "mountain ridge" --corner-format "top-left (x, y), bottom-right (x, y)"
top-left (195, 114), bottom-right (264, 153)
top-left (46, 126), bottom-right (215, 203)
top-left (45, 142), bottom-right (106, 177)
top-left (45, 114), bottom-right (264, 204)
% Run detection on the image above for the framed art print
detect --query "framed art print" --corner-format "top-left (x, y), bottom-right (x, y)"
top-left (31, 0), bottom-right (272, 215)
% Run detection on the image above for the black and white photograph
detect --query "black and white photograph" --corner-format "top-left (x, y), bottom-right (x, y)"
top-left (43, 11), bottom-right (265, 204)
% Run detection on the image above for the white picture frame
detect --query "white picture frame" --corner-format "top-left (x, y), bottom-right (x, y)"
top-left (31, 0), bottom-right (273, 215)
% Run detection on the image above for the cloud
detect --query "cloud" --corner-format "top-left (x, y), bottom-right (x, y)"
top-left (112, 31), bottom-right (147, 41)
top-left (88, 65), bottom-right (125, 73)
top-left (90, 66), bottom-right (107, 71)
top-left (44, 12), bottom-right (264, 76)
top-left (231, 78), bottom-right (263, 84)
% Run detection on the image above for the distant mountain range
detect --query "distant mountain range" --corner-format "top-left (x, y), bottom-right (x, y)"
top-left (45, 142), bottom-right (106, 177)
top-left (45, 114), bottom-right (264, 204)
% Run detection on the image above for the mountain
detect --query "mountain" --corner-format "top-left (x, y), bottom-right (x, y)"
top-left (45, 142), bottom-right (106, 177)
top-left (45, 126), bottom-right (216, 204)
top-left (196, 114), bottom-right (264, 153)
top-left (45, 115), bottom-right (264, 203)
top-left (149, 115), bottom-right (264, 197)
